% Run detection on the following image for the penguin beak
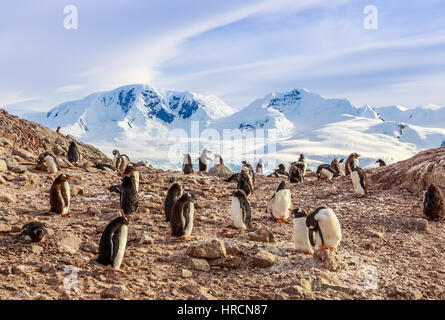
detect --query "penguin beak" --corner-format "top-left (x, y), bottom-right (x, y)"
top-left (67, 176), bottom-right (73, 179)
top-left (288, 208), bottom-right (293, 212)
top-left (193, 194), bottom-right (199, 198)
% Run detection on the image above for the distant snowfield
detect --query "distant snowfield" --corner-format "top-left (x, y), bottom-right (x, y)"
top-left (9, 84), bottom-right (445, 174)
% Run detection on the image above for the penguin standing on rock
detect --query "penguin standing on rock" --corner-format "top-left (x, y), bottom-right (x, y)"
top-left (306, 207), bottom-right (341, 250)
top-left (298, 154), bottom-right (308, 176)
top-left (164, 182), bottom-right (182, 222)
top-left (316, 164), bottom-right (338, 181)
top-left (256, 159), bottom-right (264, 175)
top-left (375, 159), bottom-right (387, 167)
top-left (290, 209), bottom-right (313, 254)
top-left (266, 181), bottom-right (291, 222)
top-left (198, 149), bottom-right (213, 173)
top-left (123, 163), bottom-right (140, 192)
top-left (93, 216), bottom-right (129, 270)
top-left (17, 222), bottom-right (47, 242)
top-left (289, 162), bottom-right (304, 183)
top-left (351, 167), bottom-right (368, 198)
top-left (182, 153), bottom-right (194, 175)
top-left (50, 174), bottom-right (71, 215)
top-left (120, 176), bottom-right (139, 215)
top-left (231, 189), bottom-right (252, 231)
top-left (423, 183), bottom-right (445, 221)
top-left (67, 141), bottom-right (80, 163)
top-left (214, 153), bottom-right (224, 165)
top-left (170, 193), bottom-right (197, 238)
top-left (237, 169), bottom-right (254, 197)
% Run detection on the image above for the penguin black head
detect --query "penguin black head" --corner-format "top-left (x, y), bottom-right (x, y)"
top-left (181, 192), bottom-right (198, 202)
top-left (290, 208), bottom-right (307, 219)
top-left (57, 173), bottom-right (72, 182)
top-left (278, 164), bottom-right (285, 171)
top-left (122, 176), bottom-right (133, 187)
top-left (112, 149), bottom-right (119, 156)
top-left (339, 159), bottom-right (344, 163)
top-left (276, 180), bottom-right (287, 191)
top-left (34, 228), bottom-right (45, 241)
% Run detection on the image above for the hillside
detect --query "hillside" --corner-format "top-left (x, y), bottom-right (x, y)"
top-left (0, 110), bottom-right (444, 300)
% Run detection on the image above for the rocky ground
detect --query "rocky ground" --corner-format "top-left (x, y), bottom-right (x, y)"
top-left (0, 109), bottom-right (444, 300)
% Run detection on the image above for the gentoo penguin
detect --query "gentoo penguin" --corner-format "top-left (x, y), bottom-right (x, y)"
top-left (241, 161), bottom-right (255, 185)
top-left (170, 193), bottom-right (197, 238)
top-left (56, 126), bottom-right (61, 134)
top-left (316, 164), bottom-right (338, 181)
top-left (256, 159), bottom-right (264, 175)
top-left (351, 167), bottom-right (368, 198)
top-left (338, 159), bottom-right (346, 176)
top-left (423, 183), bottom-right (445, 221)
top-left (120, 176), bottom-right (139, 215)
top-left (266, 181), bottom-right (291, 222)
top-left (306, 207), bottom-right (341, 250)
top-left (345, 153), bottom-right (360, 175)
top-left (198, 149), bottom-right (212, 173)
top-left (269, 164), bottom-right (289, 177)
top-left (298, 154), bottom-right (308, 176)
top-left (50, 174), bottom-right (71, 215)
top-left (375, 159), bottom-right (387, 167)
top-left (290, 209), bottom-right (313, 254)
top-left (164, 182), bottom-right (182, 222)
top-left (17, 222), bottom-right (47, 242)
top-left (37, 151), bottom-right (60, 174)
top-left (289, 162), bottom-right (304, 183)
top-left (214, 153), bottom-right (224, 165)
top-left (67, 141), bottom-right (80, 163)
top-left (231, 189), bottom-right (252, 231)
top-left (237, 169), bottom-right (254, 197)
top-left (330, 158), bottom-right (341, 176)
top-left (93, 216), bottom-right (128, 270)
top-left (112, 150), bottom-right (130, 175)
top-left (123, 163), bottom-right (140, 192)
top-left (182, 153), bottom-right (194, 175)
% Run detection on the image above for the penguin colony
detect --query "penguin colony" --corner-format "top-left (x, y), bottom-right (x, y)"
top-left (12, 132), bottom-right (443, 277)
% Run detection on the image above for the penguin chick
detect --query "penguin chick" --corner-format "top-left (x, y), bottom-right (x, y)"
top-left (120, 176), bottom-right (139, 215)
top-left (289, 162), bottom-right (304, 183)
top-left (237, 170), bottom-right (254, 197)
top-left (50, 174), bottom-right (71, 215)
top-left (290, 209), bottom-right (313, 254)
top-left (67, 141), bottom-right (80, 163)
top-left (306, 207), bottom-right (341, 250)
top-left (93, 216), bottom-right (129, 270)
top-left (123, 163), bottom-right (140, 192)
top-left (164, 182), bottom-right (182, 222)
top-left (170, 193), bottom-right (197, 238)
top-left (231, 189), bottom-right (252, 231)
top-left (423, 183), bottom-right (445, 221)
top-left (266, 181), bottom-right (291, 222)
top-left (37, 152), bottom-right (60, 174)
top-left (17, 222), bottom-right (47, 242)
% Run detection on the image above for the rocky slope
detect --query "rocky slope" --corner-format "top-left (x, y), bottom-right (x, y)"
top-left (0, 110), bottom-right (444, 300)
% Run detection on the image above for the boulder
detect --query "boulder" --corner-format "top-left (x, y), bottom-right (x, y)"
top-left (252, 250), bottom-right (276, 268)
top-left (55, 231), bottom-right (81, 254)
top-left (208, 164), bottom-right (233, 178)
top-left (101, 285), bottom-right (131, 299)
top-left (186, 238), bottom-right (226, 259)
top-left (313, 249), bottom-right (341, 271)
top-left (0, 159), bottom-right (8, 172)
top-left (248, 226), bottom-right (275, 243)
top-left (404, 217), bottom-right (428, 231)
top-left (190, 258), bottom-right (210, 272)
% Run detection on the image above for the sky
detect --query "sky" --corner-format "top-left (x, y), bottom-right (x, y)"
top-left (1, 0), bottom-right (445, 113)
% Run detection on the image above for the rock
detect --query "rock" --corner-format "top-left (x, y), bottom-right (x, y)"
top-left (208, 256), bottom-right (242, 268)
top-left (39, 262), bottom-right (52, 273)
top-left (365, 230), bottom-right (384, 238)
top-left (53, 145), bottom-right (65, 156)
top-left (0, 175), bottom-right (6, 184)
top-left (87, 206), bottom-right (100, 216)
top-left (252, 250), bottom-right (276, 268)
top-left (224, 242), bottom-right (243, 256)
top-left (31, 245), bottom-right (44, 255)
top-left (190, 258), bottom-right (211, 272)
top-left (0, 223), bottom-right (10, 232)
top-left (186, 238), bottom-right (226, 259)
top-left (0, 194), bottom-right (17, 203)
top-left (313, 275), bottom-right (354, 294)
top-left (313, 249), bottom-right (341, 271)
top-left (248, 226), bottom-right (275, 243)
top-left (404, 217), bottom-right (428, 231)
top-left (182, 283), bottom-right (202, 295)
top-left (182, 269), bottom-right (193, 278)
top-left (317, 187), bottom-right (338, 199)
top-left (208, 164), bottom-right (233, 178)
top-left (55, 231), bottom-right (81, 254)
top-left (81, 241), bottom-right (98, 254)
top-left (101, 285), bottom-right (131, 299)
top-left (12, 148), bottom-right (35, 161)
top-left (0, 159), bottom-right (8, 172)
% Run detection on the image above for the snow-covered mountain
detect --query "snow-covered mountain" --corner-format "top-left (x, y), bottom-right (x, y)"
top-left (10, 85), bottom-right (445, 173)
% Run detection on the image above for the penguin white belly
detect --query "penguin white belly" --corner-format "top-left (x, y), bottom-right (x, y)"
top-left (271, 190), bottom-right (291, 219)
top-left (231, 197), bottom-right (247, 230)
top-left (62, 181), bottom-right (70, 214)
top-left (353, 158), bottom-right (359, 167)
top-left (183, 204), bottom-right (194, 236)
top-left (351, 171), bottom-right (365, 196)
top-left (133, 171), bottom-right (139, 192)
top-left (112, 154), bottom-right (118, 168)
top-left (317, 209), bottom-right (342, 249)
top-left (121, 157), bottom-right (129, 173)
top-left (293, 217), bottom-right (313, 254)
top-left (321, 168), bottom-right (334, 180)
top-left (44, 156), bottom-right (58, 174)
top-left (303, 160), bottom-right (307, 176)
top-left (339, 162), bottom-right (346, 176)
top-left (112, 225), bottom-right (128, 270)
top-left (257, 164), bottom-right (264, 175)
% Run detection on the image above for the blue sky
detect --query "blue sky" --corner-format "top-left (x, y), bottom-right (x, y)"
top-left (2, 0), bottom-right (445, 112)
